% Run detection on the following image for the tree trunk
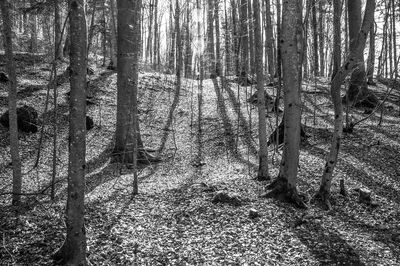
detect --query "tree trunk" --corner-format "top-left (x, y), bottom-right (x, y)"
top-left (215, 0), bottom-right (221, 76)
top-left (207, 0), bottom-right (216, 77)
top-left (152, 0), bottom-right (159, 70)
top-left (0, 0), bottom-right (22, 206)
top-left (312, 0), bottom-right (318, 76)
top-left (52, 0), bottom-right (87, 264)
top-left (184, 3), bottom-right (192, 77)
top-left (109, 0), bottom-right (117, 68)
top-left (262, 0), bottom-right (305, 208)
top-left (240, 0), bottom-right (248, 77)
top-left (54, 0), bottom-right (63, 60)
top-left (344, 0), bottom-right (377, 110)
top-left (264, 0), bottom-right (274, 81)
top-left (248, 0), bottom-right (255, 75)
top-left (29, 0), bottom-right (38, 53)
top-left (316, 0), bottom-right (342, 210)
top-left (87, 0), bottom-right (98, 57)
top-left (366, 21), bottom-right (375, 84)
top-left (168, 0), bottom-right (175, 71)
top-left (318, 0), bottom-right (325, 77)
top-left (113, 0), bottom-right (150, 165)
top-left (317, 0), bottom-right (375, 208)
top-left (253, 0), bottom-right (269, 181)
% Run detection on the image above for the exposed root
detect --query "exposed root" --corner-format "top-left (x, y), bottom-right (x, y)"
top-left (261, 178), bottom-right (308, 209)
top-left (313, 190), bottom-right (332, 210)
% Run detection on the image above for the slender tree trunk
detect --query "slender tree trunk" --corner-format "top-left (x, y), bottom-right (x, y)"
top-left (318, 0), bottom-right (325, 77)
top-left (168, 0), bottom-right (175, 71)
top-left (0, 0), bottom-right (22, 206)
top-left (184, 3), bottom-right (192, 77)
top-left (29, 0), bottom-right (38, 53)
top-left (109, 0), bottom-right (117, 68)
top-left (207, 0), bottom-right (216, 76)
top-left (54, 0), bottom-right (63, 60)
top-left (366, 21), bottom-right (375, 84)
top-left (312, 0), bottom-right (318, 76)
top-left (231, 0), bottom-right (239, 75)
top-left (317, 0), bottom-right (375, 208)
top-left (146, 0), bottom-right (154, 64)
top-left (87, 0), bottom-right (98, 57)
top-left (240, 0), bottom-right (248, 76)
top-left (248, 0), bottom-right (255, 75)
top-left (253, 0), bottom-right (269, 181)
top-left (153, 0), bottom-right (159, 70)
top-left (215, 0), bottom-right (221, 76)
top-left (52, 0), bottom-right (87, 264)
top-left (264, 0), bottom-right (274, 81)
top-left (316, 0), bottom-right (342, 209)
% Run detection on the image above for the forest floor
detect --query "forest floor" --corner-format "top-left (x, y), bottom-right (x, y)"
top-left (0, 59), bottom-right (400, 265)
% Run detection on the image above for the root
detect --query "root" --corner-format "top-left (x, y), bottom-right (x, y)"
top-left (313, 190), bottom-right (332, 210)
top-left (261, 178), bottom-right (308, 209)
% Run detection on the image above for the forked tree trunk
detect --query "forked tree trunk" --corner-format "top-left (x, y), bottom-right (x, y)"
top-left (317, 0), bottom-right (375, 209)
top-left (263, 0), bottom-right (305, 208)
top-left (52, 0), bottom-right (87, 264)
top-left (253, 0), bottom-right (269, 181)
top-left (0, 0), bottom-right (22, 206)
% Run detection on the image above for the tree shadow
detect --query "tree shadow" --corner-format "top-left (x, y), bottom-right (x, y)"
top-left (294, 219), bottom-right (365, 265)
top-left (212, 78), bottom-right (257, 170)
top-left (221, 79), bottom-right (258, 156)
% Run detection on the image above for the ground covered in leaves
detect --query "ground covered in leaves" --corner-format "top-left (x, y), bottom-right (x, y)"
top-left (0, 59), bottom-right (400, 265)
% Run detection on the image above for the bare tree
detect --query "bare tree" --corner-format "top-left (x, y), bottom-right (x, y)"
top-left (53, 0), bottom-right (88, 264)
top-left (0, 0), bottom-right (22, 206)
top-left (262, 0), bottom-right (306, 208)
top-left (316, 0), bottom-right (375, 209)
top-left (254, 0), bottom-right (269, 181)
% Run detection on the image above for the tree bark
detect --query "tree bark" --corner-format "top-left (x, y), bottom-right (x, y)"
top-left (317, 0), bottom-right (375, 208)
top-left (312, 0), bottom-right (318, 76)
top-left (264, 0), bottom-right (274, 81)
top-left (263, 0), bottom-right (305, 208)
top-left (54, 0), bottom-right (63, 60)
top-left (253, 0), bottom-right (269, 181)
top-left (318, 0), bottom-right (325, 76)
top-left (366, 21), bottom-right (375, 84)
top-left (0, 0), bottom-right (22, 206)
top-left (113, 0), bottom-right (151, 165)
top-left (53, 0), bottom-right (87, 264)
top-left (207, 0), bottom-right (216, 76)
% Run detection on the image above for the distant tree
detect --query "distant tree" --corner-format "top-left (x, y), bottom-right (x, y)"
top-left (264, 0), bottom-right (275, 81)
top-left (366, 21), bottom-right (375, 84)
top-left (0, 0), bottom-right (22, 206)
top-left (207, 0), bottom-right (216, 77)
top-left (262, 0), bottom-right (306, 208)
top-left (53, 0), bottom-right (88, 264)
top-left (29, 0), bottom-right (38, 53)
top-left (54, 0), bottom-right (63, 60)
top-left (253, 0), bottom-right (269, 181)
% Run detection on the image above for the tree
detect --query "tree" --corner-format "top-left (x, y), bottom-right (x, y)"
top-left (264, 0), bottom-right (274, 81)
top-left (254, 0), bottom-right (269, 181)
top-left (113, 0), bottom-right (154, 168)
top-left (207, 0), bottom-right (216, 77)
top-left (262, 0), bottom-right (305, 208)
top-left (344, 0), bottom-right (378, 111)
top-left (0, 0), bottom-right (22, 206)
top-left (316, 0), bottom-right (375, 209)
top-left (54, 0), bottom-right (63, 60)
top-left (52, 0), bottom-right (88, 264)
